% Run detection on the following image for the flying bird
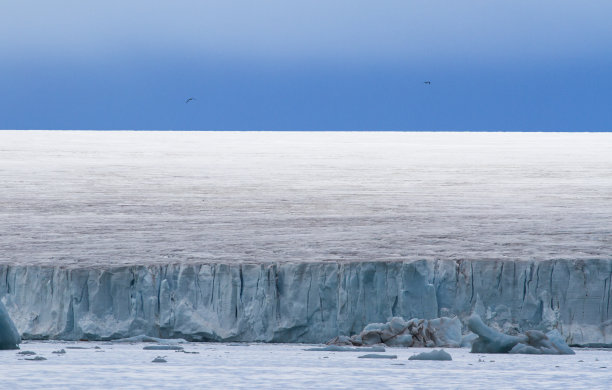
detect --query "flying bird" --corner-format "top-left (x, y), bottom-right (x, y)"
top-left (185, 97), bottom-right (196, 103)
top-left (424, 81), bottom-right (431, 85)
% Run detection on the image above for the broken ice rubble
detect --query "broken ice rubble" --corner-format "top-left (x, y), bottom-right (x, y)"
top-left (327, 316), bottom-right (461, 348)
top-left (468, 315), bottom-right (574, 355)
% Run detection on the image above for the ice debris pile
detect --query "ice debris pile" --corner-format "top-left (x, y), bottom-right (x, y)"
top-left (468, 315), bottom-right (574, 355)
top-left (327, 317), bottom-right (461, 348)
top-left (0, 300), bottom-right (20, 350)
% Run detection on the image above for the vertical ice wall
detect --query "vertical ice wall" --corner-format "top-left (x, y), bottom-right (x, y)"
top-left (0, 299), bottom-right (20, 349)
top-left (0, 259), bottom-right (610, 345)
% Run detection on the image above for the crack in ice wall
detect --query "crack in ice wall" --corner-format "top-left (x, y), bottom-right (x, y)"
top-left (1, 259), bottom-right (610, 345)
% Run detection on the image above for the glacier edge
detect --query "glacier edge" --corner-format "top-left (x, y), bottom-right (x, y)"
top-left (0, 259), bottom-right (610, 346)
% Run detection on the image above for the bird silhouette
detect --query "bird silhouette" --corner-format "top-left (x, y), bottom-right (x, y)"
top-left (185, 97), bottom-right (196, 103)
top-left (424, 81), bottom-right (431, 85)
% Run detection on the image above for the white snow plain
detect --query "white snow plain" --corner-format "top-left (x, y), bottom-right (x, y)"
top-left (1, 131), bottom-right (611, 267)
top-left (0, 342), bottom-right (610, 389)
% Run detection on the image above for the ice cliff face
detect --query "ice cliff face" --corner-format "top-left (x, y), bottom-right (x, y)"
top-left (0, 300), bottom-right (20, 349)
top-left (0, 259), bottom-right (610, 345)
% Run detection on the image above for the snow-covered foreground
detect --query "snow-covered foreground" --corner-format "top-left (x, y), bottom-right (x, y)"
top-left (1, 131), bottom-right (611, 266)
top-left (0, 342), bottom-right (609, 389)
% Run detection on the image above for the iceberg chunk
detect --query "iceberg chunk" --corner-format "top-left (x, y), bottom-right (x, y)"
top-left (408, 349), bottom-right (452, 361)
top-left (468, 314), bottom-right (574, 355)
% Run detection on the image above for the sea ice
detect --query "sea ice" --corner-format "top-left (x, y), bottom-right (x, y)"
top-left (304, 346), bottom-right (386, 352)
top-left (0, 341), bottom-right (609, 389)
top-left (357, 354), bottom-right (397, 359)
top-left (115, 335), bottom-right (187, 344)
top-left (143, 345), bottom-right (184, 351)
top-left (24, 356), bottom-right (46, 361)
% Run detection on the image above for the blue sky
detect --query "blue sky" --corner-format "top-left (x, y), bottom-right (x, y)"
top-left (1, 1), bottom-right (611, 130)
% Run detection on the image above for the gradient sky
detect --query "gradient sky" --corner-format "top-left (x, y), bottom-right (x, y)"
top-left (1, 1), bottom-right (611, 131)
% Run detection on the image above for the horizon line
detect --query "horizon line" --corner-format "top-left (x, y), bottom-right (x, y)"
top-left (2, 129), bottom-right (611, 133)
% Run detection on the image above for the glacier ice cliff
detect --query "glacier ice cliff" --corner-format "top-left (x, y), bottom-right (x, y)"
top-left (0, 259), bottom-right (610, 345)
top-left (0, 299), bottom-right (20, 349)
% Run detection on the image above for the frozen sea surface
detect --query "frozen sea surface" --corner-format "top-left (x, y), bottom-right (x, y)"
top-left (0, 342), bottom-right (610, 389)
top-left (1, 131), bottom-right (611, 267)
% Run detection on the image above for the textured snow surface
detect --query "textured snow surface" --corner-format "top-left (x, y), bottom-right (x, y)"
top-left (0, 342), bottom-right (610, 389)
top-left (1, 131), bottom-right (611, 266)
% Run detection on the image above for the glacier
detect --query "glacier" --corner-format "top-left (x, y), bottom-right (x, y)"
top-left (1, 131), bottom-right (611, 346)
top-left (2, 131), bottom-right (612, 268)
top-left (0, 299), bottom-right (20, 349)
top-left (1, 259), bottom-right (610, 345)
